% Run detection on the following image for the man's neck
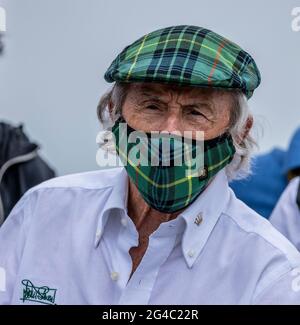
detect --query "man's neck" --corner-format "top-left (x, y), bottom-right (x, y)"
top-left (127, 179), bottom-right (182, 234)
top-left (126, 179), bottom-right (183, 277)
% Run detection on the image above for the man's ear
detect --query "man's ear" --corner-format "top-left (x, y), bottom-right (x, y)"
top-left (108, 99), bottom-right (114, 120)
top-left (238, 115), bottom-right (253, 145)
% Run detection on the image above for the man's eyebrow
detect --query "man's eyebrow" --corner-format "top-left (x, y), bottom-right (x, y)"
top-left (182, 102), bottom-right (214, 113)
top-left (183, 102), bottom-right (212, 107)
top-left (141, 92), bottom-right (163, 99)
top-left (139, 92), bottom-right (168, 104)
top-left (136, 87), bottom-right (215, 112)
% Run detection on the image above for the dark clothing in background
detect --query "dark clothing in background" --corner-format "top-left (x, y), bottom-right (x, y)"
top-left (0, 122), bottom-right (55, 225)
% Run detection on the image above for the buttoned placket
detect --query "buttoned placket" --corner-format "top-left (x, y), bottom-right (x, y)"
top-left (97, 209), bottom-right (137, 301)
top-left (99, 207), bottom-right (186, 304)
top-left (117, 216), bottom-right (185, 305)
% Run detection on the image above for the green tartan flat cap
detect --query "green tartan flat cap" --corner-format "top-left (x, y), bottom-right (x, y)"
top-left (104, 25), bottom-right (261, 99)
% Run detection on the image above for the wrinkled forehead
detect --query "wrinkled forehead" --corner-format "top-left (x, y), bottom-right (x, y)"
top-left (127, 82), bottom-right (232, 103)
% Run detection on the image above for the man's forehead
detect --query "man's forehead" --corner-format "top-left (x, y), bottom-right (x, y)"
top-left (130, 82), bottom-right (217, 99)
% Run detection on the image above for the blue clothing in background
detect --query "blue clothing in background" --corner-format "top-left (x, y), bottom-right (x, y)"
top-left (230, 128), bottom-right (300, 219)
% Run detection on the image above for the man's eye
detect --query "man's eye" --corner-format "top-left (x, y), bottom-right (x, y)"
top-left (190, 110), bottom-right (204, 116)
top-left (146, 105), bottom-right (160, 110)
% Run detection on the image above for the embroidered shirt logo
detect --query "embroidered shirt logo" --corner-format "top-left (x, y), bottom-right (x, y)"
top-left (20, 279), bottom-right (57, 305)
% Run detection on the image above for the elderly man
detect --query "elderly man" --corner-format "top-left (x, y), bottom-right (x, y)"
top-left (1, 25), bottom-right (300, 305)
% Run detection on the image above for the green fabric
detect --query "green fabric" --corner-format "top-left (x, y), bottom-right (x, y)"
top-left (104, 25), bottom-right (261, 98)
top-left (112, 118), bottom-right (236, 213)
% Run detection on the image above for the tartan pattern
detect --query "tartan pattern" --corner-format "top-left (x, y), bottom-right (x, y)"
top-left (112, 119), bottom-right (236, 213)
top-left (104, 25), bottom-right (261, 98)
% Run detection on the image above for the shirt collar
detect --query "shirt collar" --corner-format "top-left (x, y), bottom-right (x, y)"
top-left (94, 168), bottom-right (128, 247)
top-left (94, 168), bottom-right (231, 269)
top-left (179, 169), bottom-right (231, 268)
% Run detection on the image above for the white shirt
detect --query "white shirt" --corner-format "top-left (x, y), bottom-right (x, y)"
top-left (270, 177), bottom-right (300, 250)
top-left (1, 167), bottom-right (300, 305)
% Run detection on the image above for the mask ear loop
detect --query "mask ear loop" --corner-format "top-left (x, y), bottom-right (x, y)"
top-left (97, 108), bottom-right (129, 155)
top-left (97, 114), bottom-right (120, 155)
top-left (200, 133), bottom-right (235, 182)
top-left (97, 129), bottom-right (117, 155)
top-left (96, 99), bottom-right (118, 154)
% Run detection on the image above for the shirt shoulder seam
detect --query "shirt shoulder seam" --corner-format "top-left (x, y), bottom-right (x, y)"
top-left (221, 211), bottom-right (299, 267)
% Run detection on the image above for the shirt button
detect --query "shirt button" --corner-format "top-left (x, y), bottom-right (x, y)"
top-left (111, 272), bottom-right (119, 281)
top-left (188, 250), bottom-right (195, 258)
top-left (95, 230), bottom-right (102, 240)
top-left (121, 217), bottom-right (127, 227)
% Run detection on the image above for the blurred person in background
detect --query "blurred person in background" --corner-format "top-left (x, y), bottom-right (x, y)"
top-left (230, 127), bottom-right (300, 218)
top-left (0, 33), bottom-right (56, 225)
top-left (269, 177), bottom-right (300, 250)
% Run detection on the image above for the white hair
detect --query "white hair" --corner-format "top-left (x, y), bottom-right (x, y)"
top-left (97, 83), bottom-right (258, 181)
top-left (225, 92), bottom-right (257, 181)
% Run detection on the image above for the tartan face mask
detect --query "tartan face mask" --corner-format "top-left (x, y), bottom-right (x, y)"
top-left (112, 117), bottom-right (236, 213)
